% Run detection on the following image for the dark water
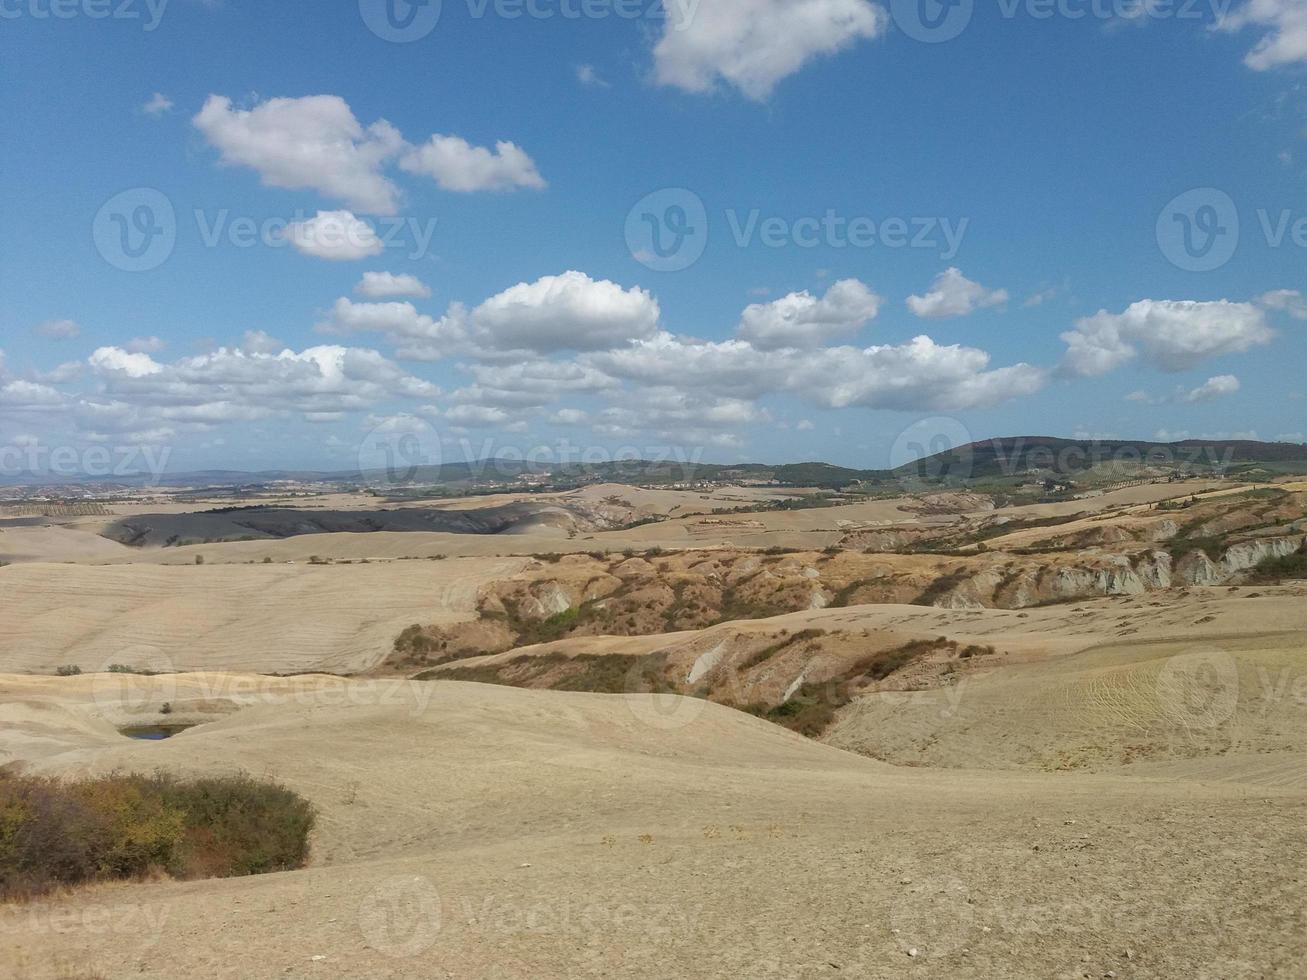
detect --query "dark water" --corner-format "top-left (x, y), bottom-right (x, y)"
top-left (120, 725), bottom-right (193, 741)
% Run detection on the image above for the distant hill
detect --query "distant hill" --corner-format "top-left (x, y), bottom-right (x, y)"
top-left (3, 437), bottom-right (1303, 491)
top-left (896, 437), bottom-right (1307, 483)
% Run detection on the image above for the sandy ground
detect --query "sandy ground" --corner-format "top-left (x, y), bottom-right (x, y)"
top-left (0, 558), bottom-right (525, 675)
top-left (0, 480), bottom-right (1235, 567)
top-left (3, 478), bottom-right (1305, 978)
top-left (2, 675), bottom-right (1305, 980)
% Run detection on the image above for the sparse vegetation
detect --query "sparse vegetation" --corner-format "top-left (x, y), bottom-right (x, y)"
top-left (1249, 548), bottom-right (1307, 583)
top-left (0, 771), bottom-right (315, 901)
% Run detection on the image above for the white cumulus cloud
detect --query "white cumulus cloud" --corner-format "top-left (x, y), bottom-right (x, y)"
top-left (285, 211), bottom-right (384, 261)
top-left (653, 0), bottom-right (886, 100)
top-left (470, 271), bottom-right (660, 354)
top-left (736, 279), bottom-right (882, 349)
top-left (194, 95), bottom-right (406, 214)
top-left (1215, 0), bottom-right (1307, 71)
top-left (356, 271), bottom-right (432, 299)
top-left (1182, 374), bottom-right (1242, 403)
top-left (1059, 299), bottom-right (1274, 377)
top-left (906, 268), bottom-right (1009, 319)
top-left (400, 136), bottom-right (546, 193)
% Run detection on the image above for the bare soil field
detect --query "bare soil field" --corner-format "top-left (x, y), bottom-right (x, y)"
top-left (1, 674), bottom-right (1304, 979)
top-left (2, 477), bottom-right (1304, 979)
top-left (0, 557), bottom-right (525, 676)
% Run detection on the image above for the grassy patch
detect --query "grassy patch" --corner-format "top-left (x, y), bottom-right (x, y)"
top-left (0, 771), bottom-right (315, 901)
top-left (738, 629), bottom-right (827, 671)
top-left (428, 651), bottom-right (674, 695)
top-left (912, 569), bottom-right (972, 607)
top-left (1249, 548), bottom-right (1307, 583)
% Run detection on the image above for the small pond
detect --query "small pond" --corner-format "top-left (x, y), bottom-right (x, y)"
top-left (119, 724), bottom-right (195, 741)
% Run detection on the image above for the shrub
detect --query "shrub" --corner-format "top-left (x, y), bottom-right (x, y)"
top-left (56, 665), bottom-right (83, 677)
top-left (1249, 547), bottom-right (1307, 583)
top-left (0, 771), bottom-right (315, 901)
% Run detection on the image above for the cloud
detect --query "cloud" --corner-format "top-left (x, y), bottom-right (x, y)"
top-left (88, 347), bottom-right (162, 378)
top-left (126, 336), bottom-right (167, 354)
top-left (652, 0), bottom-right (886, 100)
top-left (84, 344), bottom-right (439, 428)
top-left (736, 279), bottom-right (882, 349)
top-left (1059, 299), bottom-right (1274, 376)
top-left (240, 330), bottom-right (285, 355)
top-left (36, 319), bottom-right (81, 340)
top-left (194, 95), bottom-right (406, 214)
top-left (285, 211), bottom-right (384, 261)
top-left (1215, 0), bottom-right (1307, 71)
top-left (400, 136), bottom-right (546, 193)
top-left (142, 92), bottom-right (173, 116)
top-left (34, 362), bottom-right (85, 384)
top-left (586, 332), bottom-right (1046, 412)
top-left (575, 64), bottom-right (609, 87)
top-left (1258, 288), bottom-right (1307, 319)
top-left (550, 408), bottom-right (590, 425)
top-left (470, 271), bottom-right (660, 353)
top-left (1023, 285), bottom-right (1062, 308)
top-left (0, 380), bottom-right (66, 410)
top-left (442, 404), bottom-right (528, 431)
top-left (356, 271), bottom-right (432, 299)
top-left (906, 268), bottom-right (1009, 319)
top-left (316, 297), bottom-right (469, 360)
top-left (1182, 374), bottom-right (1242, 403)
top-left (593, 390), bottom-right (767, 447)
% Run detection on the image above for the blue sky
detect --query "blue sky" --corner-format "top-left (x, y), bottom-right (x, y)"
top-left (1, 0), bottom-right (1305, 476)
